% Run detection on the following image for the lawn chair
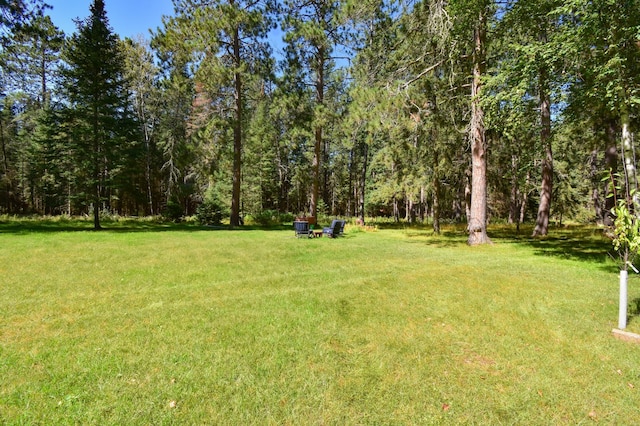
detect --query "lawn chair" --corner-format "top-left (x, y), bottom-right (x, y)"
top-left (294, 220), bottom-right (312, 238)
top-left (323, 219), bottom-right (344, 238)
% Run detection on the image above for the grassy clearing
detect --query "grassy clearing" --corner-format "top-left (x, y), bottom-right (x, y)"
top-left (1, 219), bottom-right (639, 424)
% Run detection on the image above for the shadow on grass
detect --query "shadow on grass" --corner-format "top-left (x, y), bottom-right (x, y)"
top-left (0, 218), bottom-right (295, 235)
top-left (626, 297), bottom-right (640, 328)
top-left (401, 222), bottom-right (617, 271)
top-left (495, 225), bottom-right (615, 271)
top-left (392, 222), bottom-right (470, 248)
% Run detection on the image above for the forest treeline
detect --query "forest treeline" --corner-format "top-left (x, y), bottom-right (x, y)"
top-left (0, 0), bottom-right (638, 240)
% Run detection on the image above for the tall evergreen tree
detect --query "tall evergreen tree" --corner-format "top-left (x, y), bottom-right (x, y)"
top-left (60, 0), bottom-right (135, 229)
top-left (163, 0), bottom-right (275, 227)
top-left (282, 0), bottom-right (345, 219)
top-left (1, 2), bottom-right (61, 214)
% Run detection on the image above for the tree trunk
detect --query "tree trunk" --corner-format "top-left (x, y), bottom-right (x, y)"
top-left (348, 147), bottom-right (355, 218)
top-left (66, 179), bottom-right (71, 216)
top-left (92, 111), bottom-right (102, 230)
top-left (532, 100), bottom-right (553, 236)
top-left (433, 150), bottom-right (441, 234)
top-left (433, 176), bottom-right (441, 235)
top-left (532, 33), bottom-right (553, 237)
top-left (509, 154), bottom-right (519, 225)
top-left (589, 149), bottom-right (602, 223)
top-left (621, 116), bottom-right (635, 196)
top-left (145, 140), bottom-right (154, 216)
top-left (358, 142), bottom-right (368, 225)
top-left (230, 25), bottom-right (242, 227)
top-left (467, 10), bottom-right (491, 245)
top-left (519, 169), bottom-right (530, 229)
top-left (0, 116), bottom-right (8, 178)
top-left (323, 138), bottom-right (330, 213)
top-left (278, 148), bottom-right (289, 213)
top-left (310, 47), bottom-right (325, 219)
top-left (311, 127), bottom-right (321, 218)
top-left (393, 196), bottom-right (399, 222)
top-left (463, 168), bottom-right (471, 223)
top-left (408, 198), bottom-right (416, 223)
top-left (603, 122), bottom-right (618, 226)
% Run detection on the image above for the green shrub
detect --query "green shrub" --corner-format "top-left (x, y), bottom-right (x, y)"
top-left (196, 199), bottom-right (224, 226)
top-left (163, 200), bottom-right (184, 222)
top-left (280, 212), bottom-right (294, 223)
top-left (245, 210), bottom-right (295, 226)
top-left (253, 210), bottom-right (279, 226)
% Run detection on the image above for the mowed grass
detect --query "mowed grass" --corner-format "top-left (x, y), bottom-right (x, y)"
top-left (1, 219), bottom-right (639, 424)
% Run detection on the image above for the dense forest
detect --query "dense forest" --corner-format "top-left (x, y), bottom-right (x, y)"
top-left (1, 0), bottom-right (638, 241)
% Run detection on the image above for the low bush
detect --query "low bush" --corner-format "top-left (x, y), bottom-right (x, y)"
top-left (195, 199), bottom-right (225, 226)
top-left (163, 200), bottom-right (184, 222)
top-left (245, 210), bottom-right (294, 226)
top-left (252, 209), bottom-right (279, 226)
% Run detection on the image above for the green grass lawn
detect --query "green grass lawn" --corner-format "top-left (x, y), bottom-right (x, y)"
top-left (1, 219), bottom-right (639, 424)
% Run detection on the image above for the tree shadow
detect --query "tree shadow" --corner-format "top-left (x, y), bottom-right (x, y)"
top-left (490, 224), bottom-right (617, 273)
top-left (626, 297), bottom-right (640, 327)
top-left (0, 218), bottom-right (294, 235)
top-left (403, 228), bottom-right (469, 248)
top-left (400, 223), bottom-right (617, 271)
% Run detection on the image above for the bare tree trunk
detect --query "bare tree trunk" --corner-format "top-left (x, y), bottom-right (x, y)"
top-left (0, 117), bottom-right (8, 179)
top-left (145, 141), bottom-right (154, 216)
top-left (324, 138), bottom-right (330, 213)
top-left (393, 196), bottom-right (399, 222)
top-left (67, 181), bottom-right (71, 216)
top-left (433, 177), bottom-right (441, 235)
top-left (621, 116), bottom-right (635, 196)
top-left (92, 112), bottom-right (102, 230)
top-left (230, 25), bottom-right (242, 227)
top-left (358, 142), bottom-right (368, 225)
top-left (277, 141), bottom-right (289, 213)
top-left (532, 96), bottom-right (553, 236)
top-left (519, 169), bottom-right (530, 228)
top-left (589, 149), bottom-right (602, 223)
top-left (464, 168), bottom-right (471, 223)
top-left (409, 198), bottom-right (416, 223)
top-left (310, 47), bottom-right (325, 219)
top-left (509, 154), bottom-right (518, 224)
top-left (432, 149), bottom-right (441, 234)
top-left (604, 122), bottom-right (618, 226)
top-left (532, 33), bottom-right (553, 237)
top-left (467, 10), bottom-right (491, 245)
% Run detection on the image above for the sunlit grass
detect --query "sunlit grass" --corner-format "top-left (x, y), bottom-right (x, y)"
top-left (1, 220), bottom-right (638, 424)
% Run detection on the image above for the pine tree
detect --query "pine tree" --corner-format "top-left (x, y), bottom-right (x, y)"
top-left (163, 0), bottom-right (276, 227)
top-left (60, 0), bottom-right (135, 229)
top-left (282, 0), bottom-right (345, 219)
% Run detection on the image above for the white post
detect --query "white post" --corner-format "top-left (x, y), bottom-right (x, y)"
top-left (619, 270), bottom-right (628, 330)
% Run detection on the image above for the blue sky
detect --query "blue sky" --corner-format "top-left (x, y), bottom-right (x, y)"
top-left (44, 0), bottom-right (288, 57)
top-left (45, 0), bottom-right (175, 39)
